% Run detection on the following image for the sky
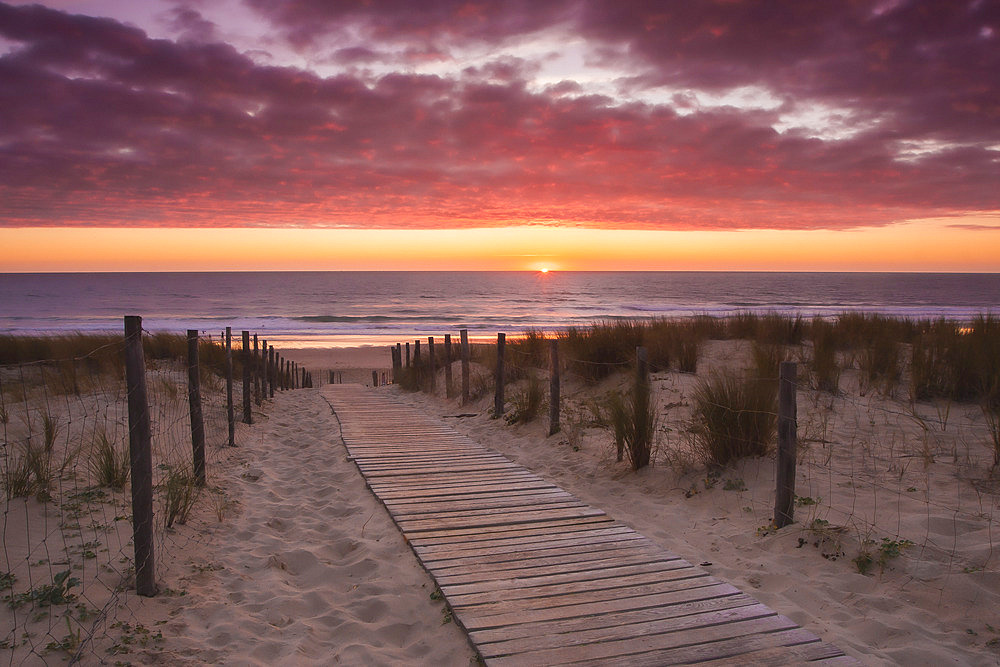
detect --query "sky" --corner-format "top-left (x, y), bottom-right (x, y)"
top-left (0, 0), bottom-right (998, 271)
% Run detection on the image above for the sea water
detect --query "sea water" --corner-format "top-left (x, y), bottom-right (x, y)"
top-left (1, 272), bottom-right (998, 346)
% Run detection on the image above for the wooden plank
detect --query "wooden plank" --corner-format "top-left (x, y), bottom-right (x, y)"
top-left (413, 525), bottom-right (641, 558)
top-left (398, 505), bottom-right (606, 532)
top-left (452, 574), bottom-right (727, 620)
top-left (405, 515), bottom-right (616, 544)
top-left (421, 535), bottom-right (655, 570)
top-left (434, 551), bottom-right (677, 587)
top-left (441, 563), bottom-right (704, 607)
top-left (459, 582), bottom-right (743, 632)
top-left (484, 614), bottom-right (802, 665)
top-left (469, 591), bottom-right (758, 645)
top-left (692, 640), bottom-right (850, 665)
top-left (325, 385), bottom-right (851, 666)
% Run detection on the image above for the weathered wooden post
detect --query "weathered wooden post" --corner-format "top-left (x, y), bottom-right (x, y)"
top-left (405, 342), bottom-right (410, 368)
top-left (634, 346), bottom-right (652, 468)
top-left (774, 361), bottom-right (798, 528)
top-left (242, 331), bottom-right (252, 424)
top-left (187, 330), bottom-right (206, 484)
top-left (372, 370), bottom-right (378, 386)
top-left (253, 334), bottom-right (261, 406)
top-left (225, 327), bottom-right (235, 447)
top-left (494, 333), bottom-right (506, 419)
top-left (260, 338), bottom-right (268, 399)
top-left (444, 334), bottom-right (453, 398)
top-left (428, 337), bottom-right (436, 392)
top-left (268, 346), bottom-right (275, 398)
top-left (123, 316), bottom-right (156, 597)
top-left (460, 329), bottom-right (470, 405)
top-left (549, 338), bottom-right (560, 436)
top-left (414, 339), bottom-right (422, 386)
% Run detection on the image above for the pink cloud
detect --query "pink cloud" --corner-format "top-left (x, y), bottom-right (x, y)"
top-left (0, 1), bottom-right (997, 231)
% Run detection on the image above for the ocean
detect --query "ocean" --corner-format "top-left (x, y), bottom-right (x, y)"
top-left (1, 272), bottom-right (998, 347)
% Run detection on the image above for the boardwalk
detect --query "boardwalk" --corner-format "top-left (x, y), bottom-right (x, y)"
top-left (324, 385), bottom-right (856, 665)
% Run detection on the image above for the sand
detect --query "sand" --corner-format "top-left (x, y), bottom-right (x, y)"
top-left (5, 341), bottom-right (1000, 664)
top-left (107, 384), bottom-right (479, 665)
top-left (391, 339), bottom-right (1000, 665)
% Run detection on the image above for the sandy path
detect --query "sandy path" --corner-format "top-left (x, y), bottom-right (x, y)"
top-left (130, 387), bottom-right (477, 665)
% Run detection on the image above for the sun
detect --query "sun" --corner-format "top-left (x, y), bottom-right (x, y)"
top-left (540, 267), bottom-right (550, 273)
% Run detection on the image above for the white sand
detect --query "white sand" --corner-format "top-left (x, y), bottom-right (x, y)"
top-left (7, 341), bottom-right (999, 664)
top-left (116, 385), bottom-right (479, 665)
top-left (391, 338), bottom-right (1000, 665)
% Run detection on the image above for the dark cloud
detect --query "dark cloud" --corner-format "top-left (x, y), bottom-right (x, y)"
top-left (0, 1), bottom-right (997, 230)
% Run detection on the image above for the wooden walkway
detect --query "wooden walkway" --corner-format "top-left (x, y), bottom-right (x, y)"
top-left (324, 385), bottom-right (856, 665)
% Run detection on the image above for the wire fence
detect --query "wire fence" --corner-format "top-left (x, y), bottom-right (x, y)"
top-left (0, 326), bottom-right (312, 664)
top-left (395, 329), bottom-right (1000, 580)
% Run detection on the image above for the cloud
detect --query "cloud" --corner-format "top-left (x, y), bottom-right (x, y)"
top-left (0, 1), bottom-right (997, 231)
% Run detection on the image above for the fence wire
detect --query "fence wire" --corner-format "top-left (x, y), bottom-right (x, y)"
top-left (404, 331), bottom-right (1000, 584)
top-left (1, 332), bottom-right (283, 665)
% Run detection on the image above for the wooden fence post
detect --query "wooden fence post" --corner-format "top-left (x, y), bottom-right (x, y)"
top-left (260, 338), bottom-right (268, 399)
top-left (549, 339), bottom-right (560, 436)
top-left (187, 330), bottom-right (206, 484)
top-left (225, 327), bottom-right (235, 447)
top-left (123, 316), bottom-right (156, 597)
top-left (253, 334), bottom-right (261, 406)
top-left (268, 346), bottom-right (275, 398)
top-left (460, 329), bottom-right (470, 405)
top-left (405, 342), bottom-right (410, 368)
top-left (428, 336), bottom-right (436, 392)
top-left (444, 334), bottom-right (453, 398)
top-left (774, 361), bottom-right (798, 528)
top-left (372, 370), bottom-right (378, 387)
top-left (242, 331), bottom-right (252, 424)
top-left (494, 333), bottom-right (506, 419)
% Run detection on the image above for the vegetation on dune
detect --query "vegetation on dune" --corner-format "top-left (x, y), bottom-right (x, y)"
top-left (690, 370), bottom-right (777, 467)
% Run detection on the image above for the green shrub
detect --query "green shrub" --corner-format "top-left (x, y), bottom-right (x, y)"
top-left (750, 342), bottom-right (786, 386)
top-left (859, 334), bottom-right (901, 396)
top-left (2, 453), bottom-right (34, 500)
top-left (691, 370), bottom-right (777, 466)
top-left (607, 376), bottom-right (657, 470)
top-left (162, 466), bottom-right (200, 528)
top-left (506, 374), bottom-right (545, 425)
top-left (90, 430), bottom-right (130, 489)
top-left (809, 318), bottom-right (840, 393)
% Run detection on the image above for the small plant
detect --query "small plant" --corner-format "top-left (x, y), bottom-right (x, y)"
top-left (722, 478), bottom-right (747, 491)
top-left (809, 318), bottom-right (840, 393)
top-left (24, 438), bottom-right (54, 502)
top-left (853, 541), bottom-right (875, 575)
top-left (506, 374), bottom-right (544, 425)
top-left (878, 537), bottom-right (914, 568)
top-left (3, 570), bottom-right (80, 609)
top-left (854, 536), bottom-right (914, 575)
top-left (690, 370), bottom-right (777, 466)
top-left (794, 495), bottom-right (820, 507)
top-left (40, 410), bottom-right (60, 453)
top-left (606, 377), bottom-right (657, 470)
top-left (0, 572), bottom-right (15, 590)
top-left (750, 342), bottom-right (786, 386)
top-left (45, 616), bottom-right (81, 657)
top-left (162, 466), bottom-right (200, 528)
top-left (2, 452), bottom-right (34, 499)
top-left (108, 621), bottom-right (164, 655)
top-left (90, 430), bottom-right (130, 489)
top-left (859, 335), bottom-right (901, 396)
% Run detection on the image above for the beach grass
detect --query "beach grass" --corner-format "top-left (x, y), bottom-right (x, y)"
top-left (690, 369), bottom-right (777, 466)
